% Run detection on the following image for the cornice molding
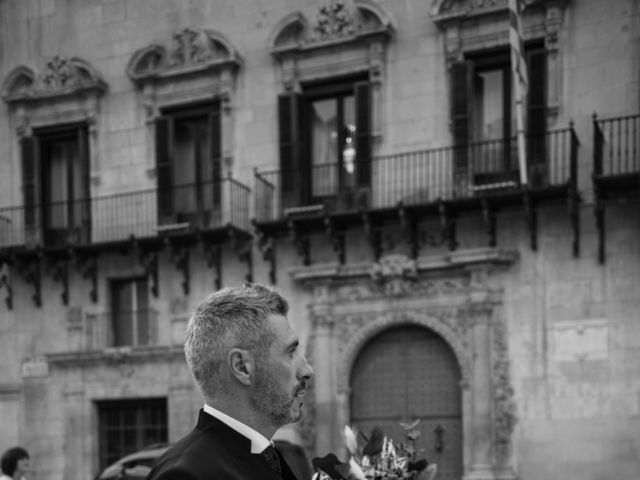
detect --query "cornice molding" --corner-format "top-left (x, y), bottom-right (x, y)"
top-left (290, 247), bottom-right (519, 283)
top-left (46, 345), bottom-right (184, 369)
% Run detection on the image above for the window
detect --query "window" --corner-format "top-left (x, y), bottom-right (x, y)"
top-left (97, 398), bottom-right (167, 470)
top-left (111, 278), bottom-right (152, 347)
top-left (21, 124), bottom-right (90, 246)
top-left (155, 102), bottom-right (222, 228)
top-left (451, 45), bottom-right (547, 187)
top-left (278, 79), bottom-right (371, 212)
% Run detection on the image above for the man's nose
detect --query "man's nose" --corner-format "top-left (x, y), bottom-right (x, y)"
top-left (298, 355), bottom-right (314, 380)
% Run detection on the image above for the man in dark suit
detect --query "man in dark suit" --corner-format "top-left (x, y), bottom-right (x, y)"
top-left (147, 283), bottom-right (314, 480)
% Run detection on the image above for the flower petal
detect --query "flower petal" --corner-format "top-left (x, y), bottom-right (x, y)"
top-left (349, 457), bottom-right (367, 480)
top-left (344, 425), bottom-right (359, 455)
top-left (311, 453), bottom-right (350, 480)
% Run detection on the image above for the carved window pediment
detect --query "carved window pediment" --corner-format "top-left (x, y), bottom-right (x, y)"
top-left (2, 56), bottom-right (107, 104)
top-left (430, 0), bottom-right (563, 26)
top-left (127, 28), bottom-right (243, 86)
top-left (269, 0), bottom-right (394, 56)
top-left (270, 1), bottom-right (394, 142)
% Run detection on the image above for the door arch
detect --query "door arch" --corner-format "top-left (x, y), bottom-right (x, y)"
top-left (350, 325), bottom-right (463, 480)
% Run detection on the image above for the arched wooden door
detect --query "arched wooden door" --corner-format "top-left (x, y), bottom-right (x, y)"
top-left (350, 326), bottom-right (463, 480)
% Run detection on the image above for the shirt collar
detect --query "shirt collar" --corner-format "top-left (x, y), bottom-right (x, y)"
top-left (203, 403), bottom-right (272, 454)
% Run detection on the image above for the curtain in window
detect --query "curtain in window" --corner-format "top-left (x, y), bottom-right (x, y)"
top-left (311, 99), bottom-right (338, 197)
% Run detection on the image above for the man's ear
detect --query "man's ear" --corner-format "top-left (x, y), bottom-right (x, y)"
top-left (228, 348), bottom-right (255, 386)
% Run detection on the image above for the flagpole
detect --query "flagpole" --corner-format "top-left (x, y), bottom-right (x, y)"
top-left (514, 70), bottom-right (528, 186)
top-left (509, 0), bottom-right (529, 186)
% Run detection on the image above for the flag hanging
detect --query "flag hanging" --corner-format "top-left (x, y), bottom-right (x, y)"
top-left (508, 0), bottom-right (529, 185)
top-left (509, 0), bottom-right (528, 95)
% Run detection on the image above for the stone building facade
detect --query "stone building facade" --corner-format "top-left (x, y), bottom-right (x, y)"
top-left (0, 1), bottom-right (639, 480)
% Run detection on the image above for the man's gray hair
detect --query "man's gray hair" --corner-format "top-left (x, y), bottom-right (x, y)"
top-left (184, 283), bottom-right (289, 400)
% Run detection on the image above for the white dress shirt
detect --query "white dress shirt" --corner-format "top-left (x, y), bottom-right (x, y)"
top-left (203, 403), bottom-right (272, 454)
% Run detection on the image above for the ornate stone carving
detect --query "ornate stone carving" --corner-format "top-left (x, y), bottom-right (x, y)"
top-left (431, 0), bottom-right (507, 20)
top-left (335, 309), bottom-right (474, 394)
top-left (492, 320), bottom-right (517, 464)
top-left (2, 56), bottom-right (107, 103)
top-left (270, 1), bottom-right (393, 52)
top-left (312, 1), bottom-right (357, 41)
top-left (332, 274), bottom-right (471, 302)
top-left (369, 254), bottom-right (418, 297)
top-left (127, 28), bottom-right (243, 85)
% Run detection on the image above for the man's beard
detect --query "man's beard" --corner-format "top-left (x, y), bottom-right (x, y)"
top-left (251, 364), bottom-right (303, 426)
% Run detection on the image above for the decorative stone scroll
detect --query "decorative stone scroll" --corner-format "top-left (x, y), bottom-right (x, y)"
top-left (2, 56), bottom-right (107, 103)
top-left (270, 1), bottom-right (394, 51)
top-left (492, 319), bottom-right (517, 466)
top-left (127, 28), bottom-right (243, 86)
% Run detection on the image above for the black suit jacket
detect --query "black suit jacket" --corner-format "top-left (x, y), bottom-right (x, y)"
top-left (146, 410), bottom-right (299, 480)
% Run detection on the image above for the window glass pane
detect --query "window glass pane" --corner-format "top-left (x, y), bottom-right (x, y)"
top-left (173, 115), bottom-right (208, 217)
top-left (474, 69), bottom-right (504, 141)
top-left (136, 279), bottom-right (150, 346)
top-left (112, 281), bottom-right (133, 346)
top-left (46, 139), bottom-right (78, 230)
top-left (97, 399), bottom-right (168, 471)
top-left (341, 95), bottom-right (356, 188)
top-left (311, 99), bottom-right (338, 196)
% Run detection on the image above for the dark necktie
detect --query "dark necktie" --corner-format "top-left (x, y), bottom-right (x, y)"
top-left (262, 445), bottom-right (282, 478)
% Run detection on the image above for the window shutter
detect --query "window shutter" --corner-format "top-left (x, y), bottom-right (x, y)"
top-left (77, 126), bottom-right (91, 241)
top-left (278, 92), bottom-right (304, 207)
top-left (209, 107), bottom-right (222, 209)
top-left (451, 61), bottom-right (471, 172)
top-left (354, 81), bottom-right (371, 188)
top-left (527, 48), bottom-right (547, 170)
top-left (21, 136), bottom-right (39, 229)
top-left (155, 117), bottom-right (173, 216)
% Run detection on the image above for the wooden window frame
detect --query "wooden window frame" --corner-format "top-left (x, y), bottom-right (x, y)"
top-left (96, 398), bottom-right (168, 471)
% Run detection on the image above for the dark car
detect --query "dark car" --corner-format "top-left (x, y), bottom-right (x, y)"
top-left (96, 440), bottom-right (311, 480)
top-left (96, 444), bottom-right (170, 480)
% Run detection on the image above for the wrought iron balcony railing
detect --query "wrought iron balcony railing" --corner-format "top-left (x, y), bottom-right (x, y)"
top-left (593, 113), bottom-right (640, 177)
top-left (0, 176), bottom-right (251, 249)
top-left (84, 309), bottom-right (159, 351)
top-left (254, 128), bottom-right (578, 223)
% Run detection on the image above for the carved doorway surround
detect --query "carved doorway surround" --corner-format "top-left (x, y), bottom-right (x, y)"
top-left (292, 248), bottom-right (519, 480)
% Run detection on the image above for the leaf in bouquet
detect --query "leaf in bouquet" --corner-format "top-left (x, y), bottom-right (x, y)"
top-left (406, 429), bottom-right (421, 441)
top-left (348, 457), bottom-right (367, 480)
top-left (399, 419), bottom-right (421, 431)
top-left (403, 444), bottom-right (416, 456)
top-left (423, 464), bottom-right (437, 480)
top-left (407, 459), bottom-right (428, 473)
top-left (344, 426), bottom-right (359, 455)
top-left (362, 427), bottom-right (384, 456)
top-left (312, 453), bottom-right (351, 480)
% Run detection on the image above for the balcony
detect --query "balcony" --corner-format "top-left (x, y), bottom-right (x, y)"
top-left (84, 309), bottom-right (159, 351)
top-left (0, 177), bottom-right (252, 308)
top-left (0, 177), bottom-right (251, 250)
top-left (254, 127), bottom-right (579, 269)
top-left (592, 113), bottom-right (640, 262)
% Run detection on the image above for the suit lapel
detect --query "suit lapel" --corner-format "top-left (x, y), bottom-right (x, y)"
top-left (196, 409), bottom-right (281, 479)
top-left (276, 448), bottom-right (299, 480)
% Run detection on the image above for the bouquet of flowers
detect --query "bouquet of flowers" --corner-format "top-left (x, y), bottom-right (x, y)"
top-left (311, 420), bottom-right (437, 480)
